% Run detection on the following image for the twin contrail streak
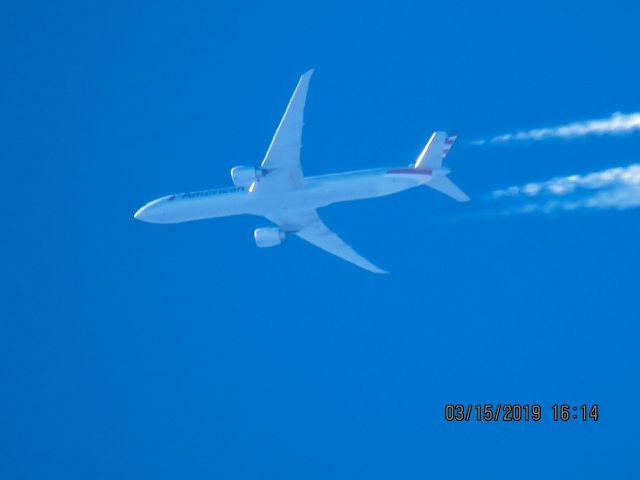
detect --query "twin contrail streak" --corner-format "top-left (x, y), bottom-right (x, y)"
top-left (472, 112), bottom-right (640, 146)
top-left (489, 164), bottom-right (640, 214)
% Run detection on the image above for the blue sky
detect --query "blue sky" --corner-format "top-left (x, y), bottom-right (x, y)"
top-left (3, 0), bottom-right (640, 478)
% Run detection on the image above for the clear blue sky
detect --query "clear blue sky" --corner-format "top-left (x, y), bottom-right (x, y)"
top-left (3, 1), bottom-right (640, 478)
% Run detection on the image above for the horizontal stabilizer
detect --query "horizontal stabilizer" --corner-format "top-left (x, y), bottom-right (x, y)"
top-left (427, 175), bottom-right (470, 202)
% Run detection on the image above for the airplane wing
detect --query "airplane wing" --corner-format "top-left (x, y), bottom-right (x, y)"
top-left (267, 210), bottom-right (388, 274)
top-left (253, 70), bottom-right (314, 193)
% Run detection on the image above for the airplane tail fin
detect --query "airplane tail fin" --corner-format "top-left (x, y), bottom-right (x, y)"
top-left (413, 131), bottom-right (458, 169)
top-left (413, 131), bottom-right (469, 202)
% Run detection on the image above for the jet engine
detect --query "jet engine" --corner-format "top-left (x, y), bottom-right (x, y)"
top-left (230, 166), bottom-right (263, 187)
top-left (254, 227), bottom-right (286, 248)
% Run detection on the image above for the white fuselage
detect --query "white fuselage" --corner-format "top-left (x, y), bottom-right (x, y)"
top-left (134, 167), bottom-right (440, 225)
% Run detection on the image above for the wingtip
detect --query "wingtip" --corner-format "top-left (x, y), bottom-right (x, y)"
top-left (303, 68), bottom-right (315, 78)
top-left (369, 266), bottom-right (389, 275)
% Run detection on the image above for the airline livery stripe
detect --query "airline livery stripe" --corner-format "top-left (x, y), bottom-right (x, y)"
top-left (387, 168), bottom-right (433, 175)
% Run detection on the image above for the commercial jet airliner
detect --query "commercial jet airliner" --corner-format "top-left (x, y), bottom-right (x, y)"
top-left (134, 70), bottom-right (469, 273)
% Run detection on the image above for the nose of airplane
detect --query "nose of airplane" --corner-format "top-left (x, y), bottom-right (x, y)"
top-left (134, 195), bottom-right (175, 223)
top-left (133, 205), bottom-right (148, 221)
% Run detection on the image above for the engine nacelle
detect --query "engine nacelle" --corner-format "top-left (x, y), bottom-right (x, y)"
top-left (254, 227), bottom-right (286, 248)
top-left (230, 166), bottom-right (263, 187)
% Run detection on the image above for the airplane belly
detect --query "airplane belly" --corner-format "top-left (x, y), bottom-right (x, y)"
top-left (303, 174), bottom-right (421, 207)
top-left (159, 194), bottom-right (259, 223)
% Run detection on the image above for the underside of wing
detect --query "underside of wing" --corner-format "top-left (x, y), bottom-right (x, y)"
top-left (267, 210), bottom-right (388, 274)
top-left (253, 70), bottom-right (314, 193)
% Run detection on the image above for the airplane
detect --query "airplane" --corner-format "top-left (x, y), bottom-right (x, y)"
top-left (134, 70), bottom-right (469, 273)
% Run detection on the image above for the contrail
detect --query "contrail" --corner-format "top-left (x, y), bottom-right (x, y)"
top-left (472, 112), bottom-right (640, 146)
top-left (489, 164), bottom-right (640, 214)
